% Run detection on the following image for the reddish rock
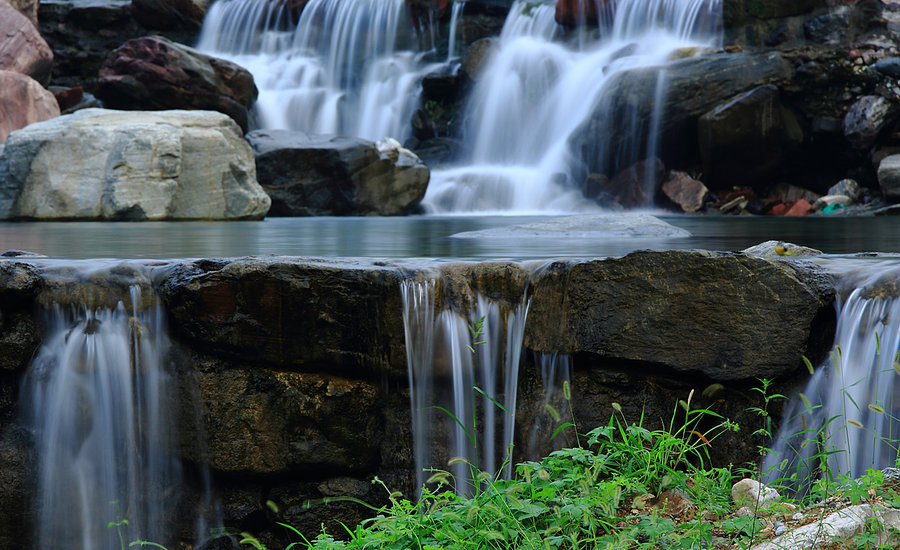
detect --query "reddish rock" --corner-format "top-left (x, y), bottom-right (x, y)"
top-left (0, 70), bottom-right (60, 144)
top-left (53, 86), bottom-right (83, 112)
top-left (555, 0), bottom-right (613, 27)
top-left (661, 171), bottom-right (709, 213)
top-left (0, 0), bottom-right (53, 85)
top-left (768, 201), bottom-right (791, 216)
top-left (96, 36), bottom-right (258, 132)
top-left (785, 198), bottom-right (813, 216)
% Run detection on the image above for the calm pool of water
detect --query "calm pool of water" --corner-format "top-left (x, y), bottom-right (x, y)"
top-left (0, 214), bottom-right (896, 260)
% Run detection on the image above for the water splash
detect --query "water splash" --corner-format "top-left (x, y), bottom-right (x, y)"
top-left (764, 265), bottom-right (900, 492)
top-left (197, 0), bottom-right (440, 141)
top-left (401, 279), bottom-right (529, 495)
top-left (422, 0), bottom-right (722, 213)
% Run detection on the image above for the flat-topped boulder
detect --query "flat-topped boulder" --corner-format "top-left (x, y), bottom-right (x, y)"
top-left (0, 108), bottom-right (270, 220)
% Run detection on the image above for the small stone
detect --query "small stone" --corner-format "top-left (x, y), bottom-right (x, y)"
top-left (812, 195), bottom-right (852, 212)
top-left (828, 178), bottom-right (861, 201)
top-left (662, 171), bottom-right (708, 213)
top-left (785, 199), bottom-right (813, 216)
top-left (793, 512), bottom-right (803, 521)
top-left (774, 521), bottom-right (788, 536)
top-left (735, 506), bottom-right (757, 518)
top-left (732, 479), bottom-right (781, 510)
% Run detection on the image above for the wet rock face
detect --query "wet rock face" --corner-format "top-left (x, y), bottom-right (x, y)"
top-left (157, 258), bottom-right (410, 377)
top-left (0, 252), bottom-right (839, 547)
top-left (96, 36), bottom-right (258, 132)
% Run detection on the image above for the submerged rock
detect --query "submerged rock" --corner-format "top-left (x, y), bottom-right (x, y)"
top-left (248, 130), bottom-right (429, 216)
top-left (450, 213), bottom-right (691, 240)
top-left (0, 108), bottom-right (270, 220)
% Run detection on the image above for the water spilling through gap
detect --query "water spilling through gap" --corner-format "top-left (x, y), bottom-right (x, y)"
top-left (22, 285), bottom-right (219, 549)
top-left (764, 262), bottom-right (900, 492)
top-left (401, 279), bottom-right (529, 495)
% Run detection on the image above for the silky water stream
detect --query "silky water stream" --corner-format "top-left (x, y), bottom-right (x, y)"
top-left (22, 281), bottom-right (221, 550)
top-left (764, 260), bottom-right (900, 492)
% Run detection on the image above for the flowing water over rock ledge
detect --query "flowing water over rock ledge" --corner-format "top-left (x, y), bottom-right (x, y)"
top-left (0, 250), bottom-right (839, 547)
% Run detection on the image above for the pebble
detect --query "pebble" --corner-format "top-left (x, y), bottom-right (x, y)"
top-left (774, 521), bottom-right (787, 536)
top-left (793, 512), bottom-right (803, 521)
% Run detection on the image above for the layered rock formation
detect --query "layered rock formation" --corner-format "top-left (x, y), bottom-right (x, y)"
top-left (0, 109), bottom-right (270, 220)
top-left (0, 250), bottom-right (838, 547)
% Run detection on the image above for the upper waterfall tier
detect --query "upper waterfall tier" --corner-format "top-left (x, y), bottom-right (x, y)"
top-left (197, 0), bottom-right (436, 141)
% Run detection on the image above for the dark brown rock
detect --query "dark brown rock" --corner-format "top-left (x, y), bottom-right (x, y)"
top-left (0, 0), bottom-right (53, 85)
top-left (96, 36), bottom-right (258, 132)
top-left (607, 158), bottom-right (665, 208)
top-left (526, 251), bottom-right (836, 381)
top-left (0, 70), bottom-right (60, 144)
top-left (183, 358), bottom-right (383, 475)
top-left (157, 258), bottom-right (409, 377)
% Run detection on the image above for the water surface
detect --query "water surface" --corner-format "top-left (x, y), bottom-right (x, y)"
top-left (0, 214), bottom-right (896, 260)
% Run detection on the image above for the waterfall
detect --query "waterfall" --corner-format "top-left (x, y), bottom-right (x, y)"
top-left (421, 0), bottom-right (722, 213)
top-left (401, 279), bottom-right (530, 496)
top-left (197, 0), bottom-right (440, 141)
top-left (22, 286), bottom-right (220, 549)
top-left (763, 267), bottom-right (900, 492)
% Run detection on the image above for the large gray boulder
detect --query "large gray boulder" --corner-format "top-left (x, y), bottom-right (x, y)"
top-left (0, 108), bottom-right (270, 220)
top-left (248, 130), bottom-right (430, 216)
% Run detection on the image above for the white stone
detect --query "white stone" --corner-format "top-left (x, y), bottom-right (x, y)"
top-left (732, 479), bottom-right (781, 511)
top-left (0, 108), bottom-right (270, 220)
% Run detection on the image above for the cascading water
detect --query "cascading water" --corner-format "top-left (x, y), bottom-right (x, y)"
top-left (401, 279), bottom-right (529, 495)
top-left (197, 0), bottom-right (440, 142)
top-left (421, 0), bottom-right (723, 213)
top-left (23, 287), bottom-right (182, 549)
top-left (763, 265), bottom-right (900, 492)
top-left (22, 284), bottom-right (222, 549)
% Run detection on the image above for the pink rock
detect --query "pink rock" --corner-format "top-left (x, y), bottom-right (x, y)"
top-left (0, 70), bottom-right (60, 144)
top-left (0, 0), bottom-right (53, 85)
top-left (662, 171), bottom-right (709, 213)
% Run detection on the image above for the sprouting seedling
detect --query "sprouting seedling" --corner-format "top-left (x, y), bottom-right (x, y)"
top-left (466, 315), bottom-right (486, 353)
